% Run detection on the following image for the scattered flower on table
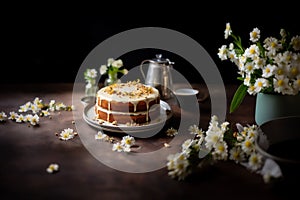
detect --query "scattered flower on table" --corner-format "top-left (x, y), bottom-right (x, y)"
top-left (59, 128), bottom-right (77, 141)
top-left (95, 131), bottom-right (115, 143)
top-left (111, 135), bottom-right (136, 153)
top-left (0, 111), bottom-right (7, 121)
top-left (70, 105), bottom-right (76, 111)
top-left (15, 114), bottom-right (25, 123)
top-left (30, 102), bottom-right (41, 114)
top-left (24, 114), bottom-right (32, 122)
top-left (164, 143), bottom-right (171, 148)
top-left (2, 97), bottom-right (74, 127)
top-left (112, 142), bottom-right (125, 152)
top-left (95, 131), bottom-right (109, 141)
top-left (8, 111), bottom-right (18, 120)
top-left (121, 135), bottom-right (135, 147)
top-left (218, 22), bottom-right (300, 113)
top-left (41, 109), bottom-right (50, 117)
top-left (95, 133), bottom-right (135, 153)
top-left (29, 114), bottom-right (40, 126)
top-left (165, 127), bottom-right (178, 137)
top-left (48, 100), bottom-right (56, 112)
top-left (260, 158), bottom-right (282, 183)
top-left (46, 163), bottom-right (59, 174)
top-left (166, 115), bottom-right (282, 183)
top-left (18, 104), bottom-right (29, 113)
top-left (55, 102), bottom-right (66, 111)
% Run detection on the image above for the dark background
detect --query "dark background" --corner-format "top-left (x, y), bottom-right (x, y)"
top-left (2, 5), bottom-right (300, 84)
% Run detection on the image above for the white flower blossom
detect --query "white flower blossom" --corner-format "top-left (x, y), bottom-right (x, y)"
top-left (16, 114), bottom-right (25, 123)
top-left (112, 142), bottom-right (123, 152)
top-left (254, 57), bottom-right (266, 69)
top-left (30, 103), bottom-right (40, 114)
top-left (122, 69), bottom-right (129, 75)
top-left (55, 102), bottom-right (66, 111)
top-left (188, 125), bottom-right (204, 138)
top-left (273, 76), bottom-right (291, 94)
top-left (112, 59), bottom-right (123, 68)
top-left (264, 37), bottom-right (282, 57)
top-left (205, 129), bottom-right (223, 150)
top-left (241, 138), bottom-right (255, 155)
top-left (247, 85), bottom-right (257, 95)
top-left (181, 139), bottom-right (193, 153)
top-left (243, 74), bottom-right (251, 86)
top-left (121, 135), bottom-right (135, 147)
top-left (260, 158), bottom-right (282, 183)
top-left (254, 78), bottom-right (269, 93)
top-left (24, 114), bottom-right (32, 122)
top-left (224, 22), bottom-right (232, 39)
top-left (290, 35), bottom-right (300, 51)
top-left (59, 128), bottom-right (75, 140)
top-left (244, 45), bottom-right (260, 59)
top-left (248, 153), bottom-right (263, 171)
top-left (42, 109), bottom-right (50, 116)
top-left (95, 131), bottom-right (109, 141)
top-left (87, 69), bottom-right (98, 78)
top-left (167, 152), bottom-right (190, 181)
top-left (0, 111), bottom-right (7, 121)
top-left (100, 65), bottom-right (108, 75)
top-left (8, 111), bottom-right (18, 120)
top-left (49, 100), bottom-right (56, 111)
top-left (243, 62), bottom-right (255, 74)
top-left (29, 114), bottom-right (39, 126)
top-left (262, 64), bottom-right (276, 78)
top-left (166, 127), bottom-right (178, 137)
top-left (217, 45), bottom-right (228, 60)
top-left (19, 105), bottom-right (28, 113)
top-left (212, 141), bottom-right (228, 160)
top-left (46, 163), bottom-right (59, 173)
top-left (229, 146), bottom-right (245, 163)
top-left (293, 75), bottom-right (300, 91)
top-left (250, 27), bottom-right (260, 43)
top-left (33, 97), bottom-right (43, 107)
top-left (107, 58), bottom-right (114, 66)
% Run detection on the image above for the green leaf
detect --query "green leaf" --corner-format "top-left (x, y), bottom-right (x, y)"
top-left (237, 77), bottom-right (244, 81)
top-left (230, 84), bottom-right (248, 113)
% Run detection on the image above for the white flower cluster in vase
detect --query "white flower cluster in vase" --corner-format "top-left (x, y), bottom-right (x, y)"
top-left (218, 23), bottom-right (300, 112)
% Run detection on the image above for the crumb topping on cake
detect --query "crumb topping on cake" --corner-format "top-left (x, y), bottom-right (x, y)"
top-left (98, 80), bottom-right (159, 102)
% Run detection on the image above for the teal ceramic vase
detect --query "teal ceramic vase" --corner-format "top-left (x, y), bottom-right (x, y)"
top-left (255, 93), bottom-right (300, 125)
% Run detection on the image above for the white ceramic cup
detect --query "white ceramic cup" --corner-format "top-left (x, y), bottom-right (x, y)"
top-left (174, 88), bottom-right (200, 110)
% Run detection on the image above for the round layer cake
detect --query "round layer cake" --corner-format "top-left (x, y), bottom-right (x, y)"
top-left (95, 80), bottom-right (160, 124)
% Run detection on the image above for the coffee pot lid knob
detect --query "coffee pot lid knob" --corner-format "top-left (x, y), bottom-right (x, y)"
top-left (153, 54), bottom-right (174, 65)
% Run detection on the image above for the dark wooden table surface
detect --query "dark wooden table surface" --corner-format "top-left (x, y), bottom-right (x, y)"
top-left (0, 83), bottom-right (295, 200)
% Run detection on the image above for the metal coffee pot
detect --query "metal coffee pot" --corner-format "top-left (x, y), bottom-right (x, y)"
top-left (140, 54), bottom-right (174, 100)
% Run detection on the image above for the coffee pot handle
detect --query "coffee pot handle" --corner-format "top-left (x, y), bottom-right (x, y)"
top-left (139, 60), bottom-right (152, 81)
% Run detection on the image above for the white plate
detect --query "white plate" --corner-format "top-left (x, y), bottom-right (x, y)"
top-left (83, 100), bottom-right (173, 134)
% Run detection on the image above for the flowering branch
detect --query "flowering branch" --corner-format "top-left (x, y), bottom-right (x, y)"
top-left (166, 115), bottom-right (282, 183)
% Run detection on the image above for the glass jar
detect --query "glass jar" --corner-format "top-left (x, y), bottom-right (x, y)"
top-left (104, 72), bottom-right (120, 86)
top-left (85, 79), bottom-right (99, 97)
